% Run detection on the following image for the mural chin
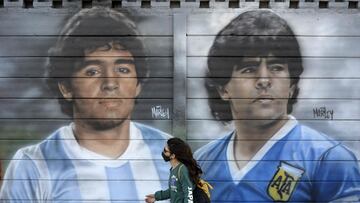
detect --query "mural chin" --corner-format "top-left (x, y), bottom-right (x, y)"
top-left (78, 104), bottom-right (132, 131)
top-left (248, 101), bottom-right (287, 121)
top-left (84, 119), bottom-right (126, 131)
top-left (231, 99), bottom-right (288, 127)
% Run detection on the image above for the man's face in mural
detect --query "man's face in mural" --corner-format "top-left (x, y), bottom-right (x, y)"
top-left (220, 54), bottom-right (295, 126)
top-left (59, 43), bottom-right (141, 130)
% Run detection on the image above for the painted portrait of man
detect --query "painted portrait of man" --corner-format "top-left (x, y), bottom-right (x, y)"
top-left (195, 10), bottom-right (360, 202)
top-left (0, 7), bottom-right (171, 201)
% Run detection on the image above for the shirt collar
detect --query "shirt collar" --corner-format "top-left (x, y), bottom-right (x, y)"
top-left (227, 115), bottom-right (298, 184)
top-left (60, 121), bottom-right (144, 167)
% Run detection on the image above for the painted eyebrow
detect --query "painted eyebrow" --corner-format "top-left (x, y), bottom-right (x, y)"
top-left (234, 59), bottom-right (287, 71)
top-left (266, 58), bottom-right (287, 64)
top-left (234, 61), bottom-right (259, 71)
top-left (114, 59), bottom-right (135, 65)
top-left (82, 59), bottom-right (103, 67)
top-left (79, 59), bottom-right (135, 69)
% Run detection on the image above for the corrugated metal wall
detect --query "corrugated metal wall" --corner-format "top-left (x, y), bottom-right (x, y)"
top-left (0, 2), bottom-right (359, 202)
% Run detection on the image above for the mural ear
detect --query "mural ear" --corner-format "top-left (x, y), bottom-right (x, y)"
top-left (289, 84), bottom-right (296, 98)
top-left (135, 83), bottom-right (142, 97)
top-left (218, 86), bottom-right (230, 101)
top-left (58, 83), bottom-right (73, 102)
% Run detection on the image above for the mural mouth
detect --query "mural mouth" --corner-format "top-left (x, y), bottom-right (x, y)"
top-left (253, 95), bottom-right (274, 103)
top-left (99, 99), bottom-right (121, 108)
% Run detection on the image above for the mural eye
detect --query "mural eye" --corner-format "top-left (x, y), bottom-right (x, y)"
top-left (115, 67), bottom-right (131, 74)
top-left (85, 66), bottom-right (100, 76)
top-left (269, 64), bottom-right (286, 72)
top-left (85, 68), bottom-right (100, 76)
top-left (239, 66), bottom-right (256, 74)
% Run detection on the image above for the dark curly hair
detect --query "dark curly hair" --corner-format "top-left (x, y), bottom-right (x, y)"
top-left (45, 7), bottom-right (149, 117)
top-left (206, 10), bottom-right (304, 123)
top-left (167, 138), bottom-right (203, 185)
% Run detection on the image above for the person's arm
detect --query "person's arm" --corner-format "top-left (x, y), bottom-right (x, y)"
top-left (0, 149), bottom-right (42, 201)
top-left (154, 188), bottom-right (171, 201)
top-left (179, 166), bottom-right (195, 203)
top-left (313, 145), bottom-right (360, 202)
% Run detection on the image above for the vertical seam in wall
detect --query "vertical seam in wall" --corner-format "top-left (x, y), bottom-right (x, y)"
top-left (173, 13), bottom-right (187, 140)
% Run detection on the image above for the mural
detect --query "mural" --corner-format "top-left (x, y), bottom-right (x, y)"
top-left (0, 3), bottom-right (359, 202)
top-left (0, 7), bottom-right (173, 201)
top-left (191, 10), bottom-right (360, 202)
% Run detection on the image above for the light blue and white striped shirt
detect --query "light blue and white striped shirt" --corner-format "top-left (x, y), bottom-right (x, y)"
top-left (0, 122), bottom-right (171, 202)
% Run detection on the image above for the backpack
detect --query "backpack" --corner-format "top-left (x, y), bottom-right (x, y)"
top-left (178, 164), bottom-right (213, 203)
top-left (193, 179), bottom-right (213, 203)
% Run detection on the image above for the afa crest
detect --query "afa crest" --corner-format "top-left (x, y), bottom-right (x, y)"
top-left (267, 162), bottom-right (304, 202)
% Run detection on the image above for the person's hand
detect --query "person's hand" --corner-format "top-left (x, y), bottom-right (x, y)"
top-left (145, 194), bottom-right (155, 203)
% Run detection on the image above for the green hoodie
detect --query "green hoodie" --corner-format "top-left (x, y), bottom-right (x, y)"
top-left (155, 163), bottom-right (195, 203)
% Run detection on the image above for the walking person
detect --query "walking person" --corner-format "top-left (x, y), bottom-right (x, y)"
top-left (145, 138), bottom-right (204, 203)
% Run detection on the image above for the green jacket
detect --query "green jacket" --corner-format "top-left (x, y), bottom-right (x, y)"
top-left (155, 163), bottom-right (195, 203)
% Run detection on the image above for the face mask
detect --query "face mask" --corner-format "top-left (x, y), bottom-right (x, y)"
top-left (162, 151), bottom-right (171, 162)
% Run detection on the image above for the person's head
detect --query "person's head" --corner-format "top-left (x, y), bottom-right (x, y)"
top-left (162, 138), bottom-right (202, 184)
top-left (46, 7), bottom-right (148, 130)
top-left (206, 10), bottom-right (303, 125)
